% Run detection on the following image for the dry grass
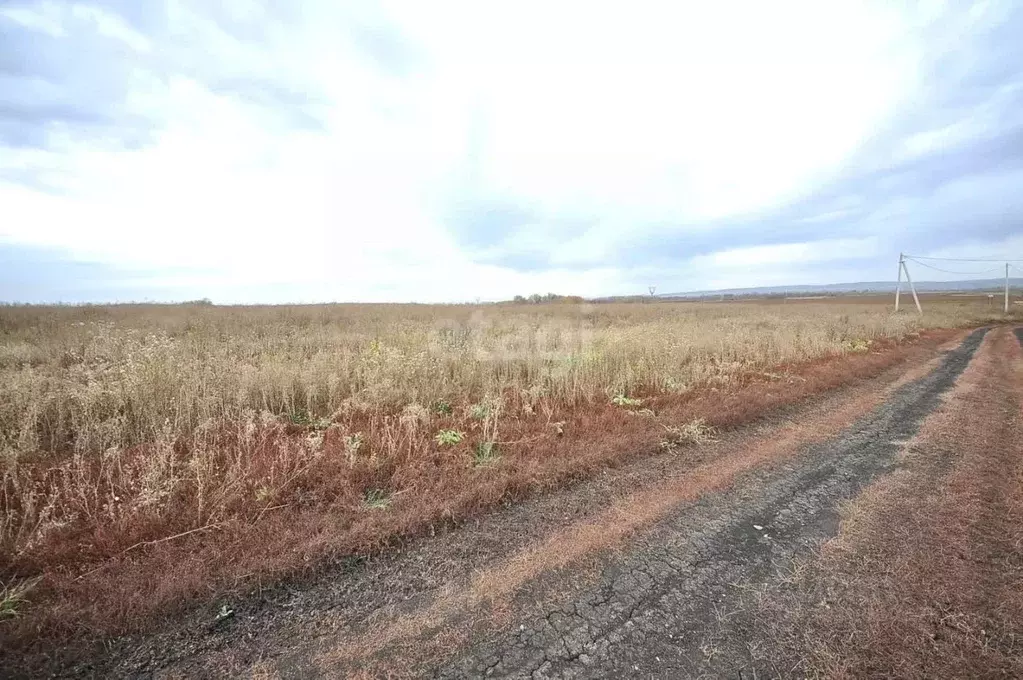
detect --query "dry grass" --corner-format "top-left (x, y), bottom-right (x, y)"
top-left (0, 576), bottom-right (40, 620)
top-left (759, 327), bottom-right (1023, 678)
top-left (0, 298), bottom-right (1012, 648)
top-left (660, 419), bottom-right (718, 451)
top-left (318, 351), bottom-right (933, 676)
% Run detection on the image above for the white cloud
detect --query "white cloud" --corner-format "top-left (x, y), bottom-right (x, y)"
top-left (0, 0), bottom-right (1019, 302)
top-left (0, 1), bottom-right (67, 36)
top-left (693, 238), bottom-right (881, 269)
top-left (70, 3), bottom-right (151, 51)
top-left (426, 1), bottom-right (914, 221)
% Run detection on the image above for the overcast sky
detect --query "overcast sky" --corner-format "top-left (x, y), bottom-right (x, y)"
top-left (2, 1), bottom-right (1022, 303)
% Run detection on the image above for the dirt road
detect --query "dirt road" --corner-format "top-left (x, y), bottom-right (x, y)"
top-left (20, 326), bottom-right (1023, 678)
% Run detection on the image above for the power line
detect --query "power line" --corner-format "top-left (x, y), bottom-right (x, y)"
top-left (897, 253), bottom-right (1021, 315)
top-left (904, 254), bottom-right (1023, 262)
top-left (903, 257), bottom-right (1005, 276)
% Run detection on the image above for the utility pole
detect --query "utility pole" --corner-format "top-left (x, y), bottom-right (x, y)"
top-left (1006, 263), bottom-right (1010, 314)
top-left (895, 253), bottom-right (903, 312)
top-left (904, 260), bottom-right (922, 314)
top-left (897, 254), bottom-right (922, 314)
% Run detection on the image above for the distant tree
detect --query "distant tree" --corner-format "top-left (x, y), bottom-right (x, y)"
top-left (513, 295), bottom-right (527, 303)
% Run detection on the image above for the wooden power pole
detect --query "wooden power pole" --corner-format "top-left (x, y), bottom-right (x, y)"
top-left (1006, 263), bottom-right (1011, 314)
top-left (895, 254), bottom-right (922, 314)
top-left (895, 253), bottom-right (902, 312)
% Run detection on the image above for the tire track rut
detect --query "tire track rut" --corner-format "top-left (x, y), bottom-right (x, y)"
top-left (437, 328), bottom-right (989, 678)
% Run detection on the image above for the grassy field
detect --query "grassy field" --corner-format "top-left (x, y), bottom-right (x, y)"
top-left (0, 298), bottom-right (1014, 642)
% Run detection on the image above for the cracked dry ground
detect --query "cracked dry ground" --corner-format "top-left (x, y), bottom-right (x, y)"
top-left (25, 326), bottom-right (1023, 679)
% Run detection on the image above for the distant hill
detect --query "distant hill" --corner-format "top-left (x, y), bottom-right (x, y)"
top-left (658, 278), bottom-right (1023, 299)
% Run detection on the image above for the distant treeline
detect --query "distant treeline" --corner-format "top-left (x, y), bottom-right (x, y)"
top-left (509, 293), bottom-right (586, 304)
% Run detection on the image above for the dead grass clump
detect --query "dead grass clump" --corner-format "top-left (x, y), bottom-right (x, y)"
top-left (0, 576), bottom-right (40, 620)
top-left (660, 419), bottom-right (718, 452)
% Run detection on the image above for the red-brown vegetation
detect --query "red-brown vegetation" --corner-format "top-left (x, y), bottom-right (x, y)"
top-left (1, 328), bottom-right (959, 650)
top-left (763, 327), bottom-right (1023, 678)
